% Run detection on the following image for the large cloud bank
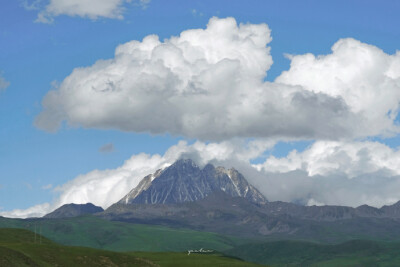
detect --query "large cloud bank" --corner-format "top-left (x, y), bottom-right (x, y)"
top-left (8, 17), bottom-right (400, 218)
top-left (4, 140), bottom-right (400, 218)
top-left (257, 141), bottom-right (400, 207)
top-left (35, 17), bottom-right (400, 140)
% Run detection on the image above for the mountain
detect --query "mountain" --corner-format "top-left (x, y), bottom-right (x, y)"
top-left (100, 159), bottom-right (400, 241)
top-left (119, 159), bottom-right (267, 205)
top-left (44, 203), bottom-right (104, 218)
top-left (105, 190), bottom-right (296, 238)
top-left (259, 200), bottom-right (400, 221)
top-left (104, 194), bottom-right (400, 241)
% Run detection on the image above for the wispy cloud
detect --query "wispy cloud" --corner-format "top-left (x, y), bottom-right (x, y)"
top-left (99, 143), bottom-right (115, 153)
top-left (23, 182), bottom-right (33, 190)
top-left (21, 0), bottom-right (43, 10)
top-left (0, 203), bottom-right (50, 218)
top-left (191, 9), bottom-right (204, 17)
top-left (0, 73), bottom-right (10, 92)
top-left (42, 184), bottom-right (53, 190)
top-left (137, 0), bottom-right (151, 9)
top-left (22, 0), bottom-right (151, 23)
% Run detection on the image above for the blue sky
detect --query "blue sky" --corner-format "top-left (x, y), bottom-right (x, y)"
top-left (1, 0), bottom-right (400, 216)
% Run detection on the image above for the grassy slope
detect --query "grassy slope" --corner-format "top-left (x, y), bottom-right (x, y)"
top-left (4, 216), bottom-right (400, 266)
top-left (0, 228), bottom-right (154, 266)
top-left (0, 216), bottom-right (248, 252)
top-left (0, 228), bottom-right (264, 267)
top-left (225, 239), bottom-right (400, 266)
top-left (130, 252), bottom-right (263, 267)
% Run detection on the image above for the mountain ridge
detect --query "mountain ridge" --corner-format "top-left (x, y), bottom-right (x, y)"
top-left (40, 158), bottom-right (400, 242)
top-left (44, 203), bottom-right (104, 219)
top-left (43, 158), bottom-right (400, 223)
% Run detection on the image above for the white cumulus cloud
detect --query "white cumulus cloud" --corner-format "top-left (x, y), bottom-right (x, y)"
top-left (258, 140), bottom-right (400, 177)
top-left (27, 0), bottom-right (149, 23)
top-left (35, 17), bottom-right (400, 141)
top-left (276, 40), bottom-right (400, 138)
top-left (255, 140), bottom-right (400, 207)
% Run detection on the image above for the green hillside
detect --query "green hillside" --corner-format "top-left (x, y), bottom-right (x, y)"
top-left (130, 252), bottom-right (264, 267)
top-left (0, 228), bottom-right (154, 266)
top-left (225, 239), bottom-right (400, 266)
top-left (0, 216), bottom-right (250, 252)
top-left (0, 228), bottom-right (264, 267)
top-left (4, 215), bottom-right (400, 266)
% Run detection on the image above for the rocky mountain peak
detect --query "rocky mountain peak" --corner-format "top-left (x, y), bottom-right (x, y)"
top-left (119, 159), bottom-right (267, 205)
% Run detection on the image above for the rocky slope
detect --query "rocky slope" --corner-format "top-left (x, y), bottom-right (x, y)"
top-left (119, 159), bottom-right (267, 205)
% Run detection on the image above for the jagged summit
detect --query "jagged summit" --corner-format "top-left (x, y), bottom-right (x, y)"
top-left (119, 158), bottom-right (267, 205)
